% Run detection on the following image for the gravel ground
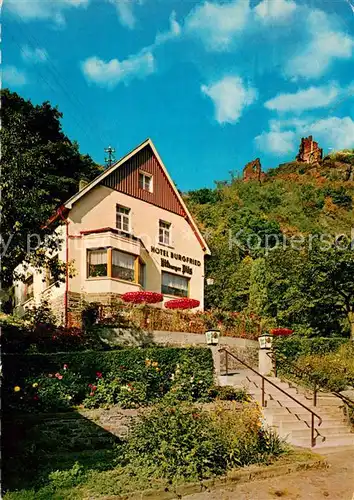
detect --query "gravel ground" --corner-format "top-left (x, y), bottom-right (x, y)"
top-left (185, 448), bottom-right (354, 500)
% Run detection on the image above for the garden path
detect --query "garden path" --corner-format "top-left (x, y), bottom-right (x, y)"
top-left (186, 447), bottom-right (354, 500)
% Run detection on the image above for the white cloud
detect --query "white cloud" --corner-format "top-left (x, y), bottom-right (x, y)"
top-left (254, 0), bottom-right (296, 23)
top-left (265, 83), bottom-right (341, 113)
top-left (185, 0), bottom-right (250, 51)
top-left (285, 9), bottom-right (354, 79)
top-left (255, 122), bottom-right (296, 154)
top-left (2, 65), bottom-right (28, 87)
top-left (107, 0), bottom-right (143, 29)
top-left (81, 10), bottom-right (180, 87)
top-left (21, 45), bottom-right (49, 63)
top-left (310, 117), bottom-right (354, 150)
top-left (255, 116), bottom-right (354, 155)
top-left (5, 0), bottom-right (89, 25)
top-left (201, 76), bottom-right (257, 124)
top-left (81, 51), bottom-right (155, 88)
top-left (155, 11), bottom-right (181, 46)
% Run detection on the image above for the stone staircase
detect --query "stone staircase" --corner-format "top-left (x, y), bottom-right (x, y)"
top-left (220, 369), bottom-right (354, 449)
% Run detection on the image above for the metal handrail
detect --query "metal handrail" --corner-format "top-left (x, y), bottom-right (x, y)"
top-left (219, 348), bottom-right (323, 447)
top-left (268, 350), bottom-right (354, 409)
top-left (266, 351), bottom-right (320, 406)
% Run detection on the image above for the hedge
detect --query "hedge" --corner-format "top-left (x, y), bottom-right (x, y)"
top-left (3, 347), bottom-right (214, 412)
top-left (273, 335), bottom-right (349, 362)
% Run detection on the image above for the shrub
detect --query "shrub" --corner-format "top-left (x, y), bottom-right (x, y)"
top-left (118, 403), bottom-right (228, 482)
top-left (273, 335), bottom-right (348, 362)
top-left (164, 357), bottom-right (214, 403)
top-left (116, 401), bottom-right (287, 485)
top-left (48, 462), bottom-right (87, 489)
top-left (1, 310), bottom-right (105, 354)
top-left (294, 343), bottom-right (354, 392)
top-left (210, 402), bottom-right (287, 467)
top-left (207, 385), bottom-right (249, 402)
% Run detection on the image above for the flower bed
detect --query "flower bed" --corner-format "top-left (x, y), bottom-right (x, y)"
top-left (3, 347), bottom-right (215, 414)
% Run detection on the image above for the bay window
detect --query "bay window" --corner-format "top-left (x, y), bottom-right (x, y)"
top-left (112, 250), bottom-right (135, 282)
top-left (88, 249), bottom-right (107, 277)
top-left (87, 247), bottom-right (145, 285)
top-left (162, 271), bottom-right (189, 297)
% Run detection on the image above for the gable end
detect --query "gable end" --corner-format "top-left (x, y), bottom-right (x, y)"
top-left (101, 145), bottom-right (186, 216)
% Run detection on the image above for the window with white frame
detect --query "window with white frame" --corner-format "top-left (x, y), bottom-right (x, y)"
top-left (159, 220), bottom-right (171, 246)
top-left (139, 171), bottom-right (153, 192)
top-left (88, 249), bottom-right (107, 277)
top-left (112, 250), bottom-right (135, 282)
top-left (116, 205), bottom-right (131, 233)
top-left (161, 272), bottom-right (189, 297)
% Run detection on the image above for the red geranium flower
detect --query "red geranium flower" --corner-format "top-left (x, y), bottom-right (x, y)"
top-left (122, 291), bottom-right (163, 304)
top-left (270, 328), bottom-right (294, 336)
top-left (96, 372), bottom-right (103, 378)
top-left (165, 298), bottom-right (200, 310)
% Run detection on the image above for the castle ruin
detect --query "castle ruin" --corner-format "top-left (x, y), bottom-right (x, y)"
top-left (296, 136), bottom-right (323, 164)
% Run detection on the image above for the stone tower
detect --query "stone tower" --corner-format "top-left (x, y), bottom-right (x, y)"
top-left (296, 136), bottom-right (323, 164)
top-left (243, 158), bottom-right (265, 182)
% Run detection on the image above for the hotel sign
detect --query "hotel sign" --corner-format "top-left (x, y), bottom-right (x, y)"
top-left (151, 246), bottom-right (201, 276)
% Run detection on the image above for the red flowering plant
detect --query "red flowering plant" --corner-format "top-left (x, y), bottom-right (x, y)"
top-left (82, 359), bottom-right (169, 409)
top-left (16, 364), bottom-right (84, 413)
top-left (165, 298), bottom-right (200, 310)
top-left (270, 328), bottom-right (294, 337)
top-left (82, 371), bottom-right (149, 409)
top-left (122, 291), bottom-right (163, 304)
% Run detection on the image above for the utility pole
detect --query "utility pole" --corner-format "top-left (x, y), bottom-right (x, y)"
top-left (104, 146), bottom-right (116, 168)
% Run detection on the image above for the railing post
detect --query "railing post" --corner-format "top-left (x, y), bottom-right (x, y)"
top-left (261, 376), bottom-right (265, 407)
top-left (225, 351), bottom-right (229, 376)
top-left (311, 413), bottom-right (315, 447)
top-left (313, 384), bottom-right (317, 407)
top-left (273, 353), bottom-right (277, 377)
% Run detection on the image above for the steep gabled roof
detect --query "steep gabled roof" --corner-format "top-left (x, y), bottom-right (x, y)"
top-left (64, 138), bottom-right (210, 254)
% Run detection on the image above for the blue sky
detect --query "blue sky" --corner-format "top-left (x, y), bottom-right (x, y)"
top-left (3, 0), bottom-right (354, 190)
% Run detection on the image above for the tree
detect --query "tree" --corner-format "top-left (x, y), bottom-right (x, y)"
top-left (266, 241), bottom-right (354, 339)
top-left (248, 257), bottom-right (268, 317)
top-left (0, 89), bottom-right (102, 289)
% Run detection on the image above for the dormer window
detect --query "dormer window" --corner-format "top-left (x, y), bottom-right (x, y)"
top-left (139, 171), bottom-right (153, 192)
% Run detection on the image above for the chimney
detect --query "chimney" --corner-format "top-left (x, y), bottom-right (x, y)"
top-left (79, 179), bottom-right (89, 191)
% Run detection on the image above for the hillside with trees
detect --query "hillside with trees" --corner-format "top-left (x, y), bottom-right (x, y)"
top-left (0, 89), bottom-right (102, 291)
top-left (186, 151), bottom-right (354, 339)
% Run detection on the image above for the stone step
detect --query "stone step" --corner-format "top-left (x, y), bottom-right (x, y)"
top-left (279, 422), bottom-right (350, 436)
top-left (272, 414), bottom-right (345, 426)
top-left (292, 433), bottom-right (354, 449)
top-left (263, 398), bottom-right (342, 412)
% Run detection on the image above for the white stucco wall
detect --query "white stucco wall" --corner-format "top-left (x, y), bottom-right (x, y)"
top-left (14, 183), bottom-right (207, 312)
top-left (67, 185), bottom-right (206, 308)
